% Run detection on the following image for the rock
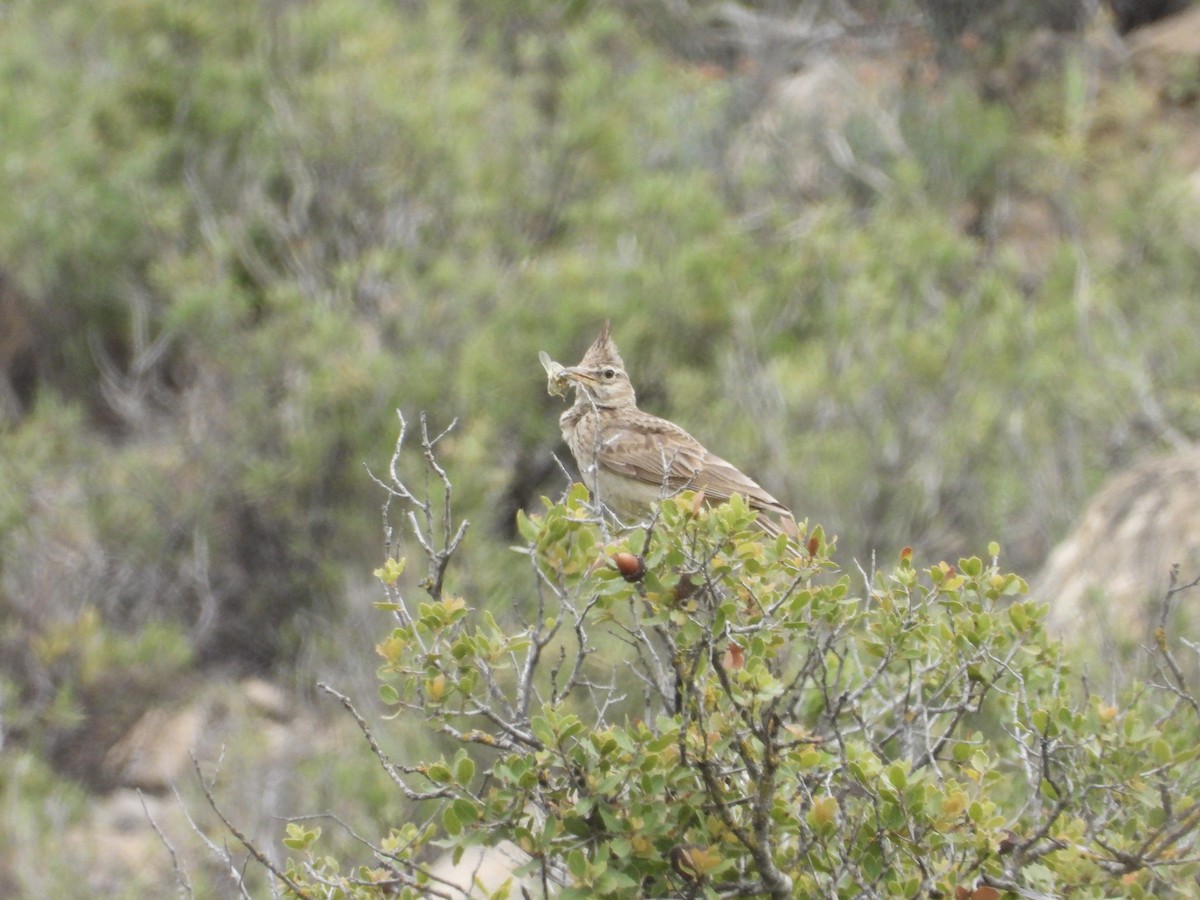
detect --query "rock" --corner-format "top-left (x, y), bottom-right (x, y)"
top-left (424, 840), bottom-right (553, 899)
top-left (241, 677), bottom-right (292, 722)
top-left (103, 705), bottom-right (208, 794)
top-left (1031, 448), bottom-right (1200, 661)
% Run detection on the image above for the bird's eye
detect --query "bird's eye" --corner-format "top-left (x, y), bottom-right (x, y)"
top-left (603, 368), bottom-right (616, 380)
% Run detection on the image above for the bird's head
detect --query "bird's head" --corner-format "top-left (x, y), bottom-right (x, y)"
top-left (561, 321), bottom-right (637, 409)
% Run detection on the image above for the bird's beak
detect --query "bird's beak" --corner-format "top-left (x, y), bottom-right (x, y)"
top-left (559, 366), bottom-right (596, 384)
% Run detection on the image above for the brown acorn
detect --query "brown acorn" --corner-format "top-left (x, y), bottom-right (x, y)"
top-left (612, 552), bottom-right (646, 582)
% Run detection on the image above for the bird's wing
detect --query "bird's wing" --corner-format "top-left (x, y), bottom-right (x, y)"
top-left (593, 412), bottom-right (707, 491)
top-left (597, 412), bottom-right (793, 517)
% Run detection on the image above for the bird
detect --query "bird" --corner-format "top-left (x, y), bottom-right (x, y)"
top-left (543, 322), bottom-right (798, 540)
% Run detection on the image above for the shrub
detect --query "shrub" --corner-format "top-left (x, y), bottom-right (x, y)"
top-left (275, 419), bottom-right (1200, 898)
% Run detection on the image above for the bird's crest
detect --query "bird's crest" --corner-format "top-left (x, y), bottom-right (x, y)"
top-left (579, 320), bottom-right (625, 371)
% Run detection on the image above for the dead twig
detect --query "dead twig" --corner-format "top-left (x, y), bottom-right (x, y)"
top-left (1154, 566), bottom-right (1200, 719)
top-left (317, 681), bottom-right (455, 800)
top-left (138, 791), bottom-right (194, 900)
top-left (366, 410), bottom-right (470, 600)
top-left (191, 754), bottom-right (312, 900)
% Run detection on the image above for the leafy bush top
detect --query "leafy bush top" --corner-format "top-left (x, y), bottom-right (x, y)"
top-left (281, 422), bottom-right (1200, 899)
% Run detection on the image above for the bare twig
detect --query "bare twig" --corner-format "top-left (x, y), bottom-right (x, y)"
top-left (191, 754), bottom-right (312, 900)
top-left (317, 682), bottom-right (454, 800)
top-left (169, 783), bottom-right (254, 900)
top-left (1153, 566), bottom-right (1200, 719)
top-left (138, 791), bottom-right (194, 900)
top-left (366, 410), bottom-right (470, 600)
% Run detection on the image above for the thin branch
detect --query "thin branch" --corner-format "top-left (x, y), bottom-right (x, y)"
top-left (169, 782), bottom-right (255, 900)
top-left (191, 754), bottom-right (312, 900)
top-left (138, 791), bottom-right (194, 900)
top-left (367, 410), bottom-right (470, 600)
top-left (1153, 566), bottom-right (1200, 719)
top-left (317, 682), bottom-right (455, 799)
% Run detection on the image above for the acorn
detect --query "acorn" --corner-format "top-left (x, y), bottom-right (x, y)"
top-left (612, 552), bottom-right (646, 582)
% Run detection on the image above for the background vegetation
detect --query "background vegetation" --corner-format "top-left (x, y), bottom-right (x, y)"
top-left (1, 0), bottom-right (1199, 895)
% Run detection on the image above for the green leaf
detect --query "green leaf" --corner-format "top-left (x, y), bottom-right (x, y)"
top-left (516, 508), bottom-right (540, 542)
top-left (566, 482), bottom-right (592, 509)
top-left (282, 823), bottom-right (320, 850)
top-left (456, 753), bottom-right (476, 784)
top-left (453, 798), bottom-right (478, 825)
top-left (531, 716), bottom-right (554, 747)
top-left (373, 556), bottom-right (406, 585)
top-left (596, 869), bottom-right (639, 892)
top-left (567, 849), bottom-right (588, 880)
top-left (808, 795), bottom-right (839, 833)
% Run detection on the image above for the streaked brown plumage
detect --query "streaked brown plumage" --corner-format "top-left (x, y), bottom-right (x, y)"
top-left (552, 323), bottom-right (798, 540)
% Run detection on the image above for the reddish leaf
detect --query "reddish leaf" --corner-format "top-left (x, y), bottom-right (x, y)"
top-left (723, 642), bottom-right (745, 671)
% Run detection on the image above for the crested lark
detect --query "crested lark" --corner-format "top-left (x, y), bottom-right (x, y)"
top-left (542, 323), bottom-right (798, 540)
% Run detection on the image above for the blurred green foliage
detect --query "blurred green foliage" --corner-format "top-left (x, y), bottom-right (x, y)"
top-left (2, 0), bottom-right (1200, 892)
